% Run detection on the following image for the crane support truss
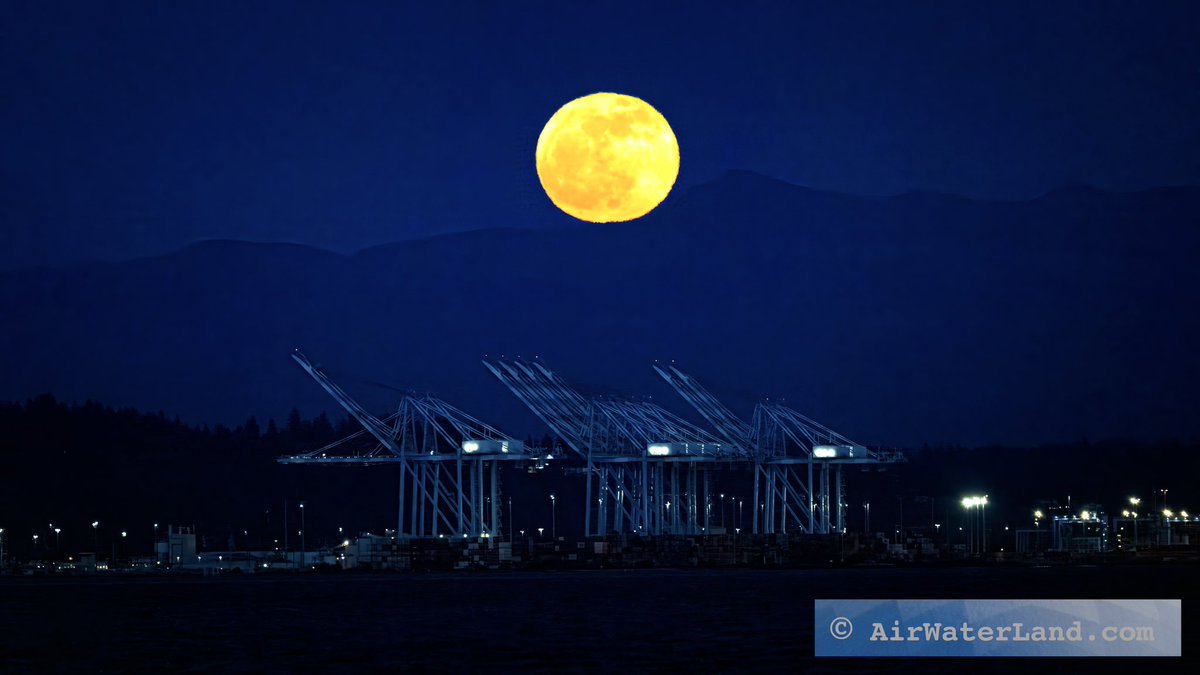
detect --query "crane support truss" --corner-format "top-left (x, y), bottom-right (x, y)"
top-left (283, 351), bottom-right (904, 541)
top-left (485, 359), bottom-right (740, 536)
top-left (655, 367), bottom-right (905, 535)
top-left (653, 364), bottom-right (752, 452)
top-left (280, 351), bottom-right (534, 539)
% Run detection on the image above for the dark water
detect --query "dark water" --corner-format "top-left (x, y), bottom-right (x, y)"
top-left (1, 566), bottom-right (1195, 673)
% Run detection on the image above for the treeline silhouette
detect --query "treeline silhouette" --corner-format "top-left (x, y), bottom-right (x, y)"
top-left (0, 395), bottom-right (395, 559)
top-left (0, 395), bottom-right (1196, 560)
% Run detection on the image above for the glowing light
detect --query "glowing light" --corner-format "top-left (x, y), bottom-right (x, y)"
top-left (647, 444), bottom-right (671, 456)
top-left (536, 92), bottom-right (679, 223)
top-left (462, 441), bottom-right (480, 453)
top-left (1033, 510), bottom-right (1044, 519)
top-left (813, 447), bottom-right (838, 459)
top-left (1182, 511), bottom-right (1190, 518)
top-left (1081, 511), bottom-right (1090, 520)
top-left (1163, 509), bottom-right (1173, 518)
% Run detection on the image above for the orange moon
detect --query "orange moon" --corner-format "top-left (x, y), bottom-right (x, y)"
top-left (535, 93), bottom-right (680, 223)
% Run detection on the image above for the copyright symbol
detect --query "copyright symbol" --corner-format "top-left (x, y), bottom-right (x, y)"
top-left (829, 617), bottom-right (853, 640)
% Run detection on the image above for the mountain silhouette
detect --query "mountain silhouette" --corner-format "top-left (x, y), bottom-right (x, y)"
top-left (2, 172), bottom-right (1197, 447)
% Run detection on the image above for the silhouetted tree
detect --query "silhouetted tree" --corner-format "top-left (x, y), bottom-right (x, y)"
top-left (286, 408), bottom-right (303, 435)
top-left (241, 416), bottom-right (261, 441)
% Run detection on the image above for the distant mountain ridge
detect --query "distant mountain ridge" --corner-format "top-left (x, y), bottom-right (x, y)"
top-left (2, 171), bottom-right (1198, 447)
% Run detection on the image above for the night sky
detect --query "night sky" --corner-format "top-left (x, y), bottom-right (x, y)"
top-left (1, 1), bottom-right (1199, 451)
top-left (3, 1), bottom-right (1200, 571)
top-left (4, 1), bottom-right (1199, 270)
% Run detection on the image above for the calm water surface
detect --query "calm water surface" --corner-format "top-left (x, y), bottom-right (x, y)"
top-left (1, 566), bottom-right (1194, 673)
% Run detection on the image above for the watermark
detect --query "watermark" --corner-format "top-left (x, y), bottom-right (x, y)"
top-left (815, 599), bottom-right (1180, 657)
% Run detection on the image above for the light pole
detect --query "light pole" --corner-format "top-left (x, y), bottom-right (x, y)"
top-left (93, 521), bottom-right (99, 551)
top-left (54, 528), bottom-right (61, 551)
top-left (299, 501), bottom-right (306, 568)
top-left (153, 523), bottom-right (159, 563)
top-left (1129, 497), bottom-right (1141, 550)
top-left (982, 496), bottom-right (988, 553)
top-left (961, 496), bottom-right (987, 555)
top-left (0, 528), bottom-right (5, 568)
top-left (549, 493), bottom-right (556, 539)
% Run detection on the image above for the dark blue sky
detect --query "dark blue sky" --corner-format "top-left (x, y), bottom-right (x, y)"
top-left (3, 1), bottom-right (1198, 269)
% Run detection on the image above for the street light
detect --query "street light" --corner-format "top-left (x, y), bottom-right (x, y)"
top-left (961, 495), bottom-right (988, 554)
top-left (299, 501), bottom-right (306, 568)
top-left (549, 493), bottom-right (556, 539)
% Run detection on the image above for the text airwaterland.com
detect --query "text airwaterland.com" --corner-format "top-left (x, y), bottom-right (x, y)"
top-left (815, 599), bottom-right (1180, 657)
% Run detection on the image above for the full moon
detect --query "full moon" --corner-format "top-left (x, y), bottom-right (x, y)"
top-left (536, 92), bottom-right (679, 223)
